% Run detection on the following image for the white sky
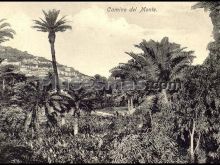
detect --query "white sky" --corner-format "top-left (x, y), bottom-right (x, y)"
top-left (0, 2), bottom-right (213, 77)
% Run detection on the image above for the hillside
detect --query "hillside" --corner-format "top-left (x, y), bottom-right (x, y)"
top-left (0, 45), bottom-right (91, 81)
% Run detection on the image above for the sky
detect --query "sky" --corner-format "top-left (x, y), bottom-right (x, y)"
top-left (0, 2), bottom-right (213, 77)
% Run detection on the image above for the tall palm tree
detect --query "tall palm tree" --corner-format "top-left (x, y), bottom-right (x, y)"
top-left (125, 37), bottom-right (195, 104)
top-left (32, 9), bottom-right (72, 93)
top-left (0, 19), bottom-right (16, 44)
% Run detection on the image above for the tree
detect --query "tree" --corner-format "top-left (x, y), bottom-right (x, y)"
top-left (11, 76), bottom-right (72, 135)
top-left (110, 59), bottom-right (144, 113)
top-left (126, 37), bottom-right (195, 104)
top-left (92, 74), bottom-right (108, 109)
top-left (192, 2), bottom-right (220, 90)
top-left (192, 2), bottom-right (220, 42)
top-left (32, 9), bottom-right (72, 93)
top-left (0, 65), bottom-right (26, 103)
top-left (0, 19), bottom-right (16, 44)
top-left (173, 65), bottom-right (220, 163)
top-left (65, 82), bottom-right (97, 135)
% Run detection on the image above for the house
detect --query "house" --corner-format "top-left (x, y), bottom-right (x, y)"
top-left (20, 67), bottom-right (29, 73)
top-left (1, 59), bottom-right (21, 66)
top-left (22, 58), bottom-right (38, 65)
top-left (64, 67), bottom-right (71, 72)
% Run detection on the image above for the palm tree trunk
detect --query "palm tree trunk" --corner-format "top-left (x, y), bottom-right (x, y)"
top-left (2, 78), bottom-right (5, 91)
top-left (73, 102), bottom-right (80, 135)
top-left (49, 33), bottom-right (60, 93)
top-left (61, 112), bottom-right (66, 126)
top-left (127, 97), bottom-right (131, 112)
top-left (190, 121), bottom-right (195, 163)
top-left (24, 111), bottom-right (33, 132)
top-left (34, 107), bottom-right (40, 135)
top-left (162, 89), bottom-right (169, 104)
top-left (70, 107), bottom-right (74, 116)
top-left (12, 77), bottom-right (15, 85)
top-left (130, 96), bottom-right (134, 110)
top-left (73, 116), bottom-right (78, 135)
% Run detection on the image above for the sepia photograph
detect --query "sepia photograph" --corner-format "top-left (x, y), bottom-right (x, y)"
top-left (0, 1), bottom-right (219, 164)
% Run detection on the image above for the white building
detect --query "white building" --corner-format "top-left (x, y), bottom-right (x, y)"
top-left (22, 58), bottom-right (38, 65)
top-left (64, 67), bottom-right (71, 72)
top-left (1, 59), bottom-right (21, 66)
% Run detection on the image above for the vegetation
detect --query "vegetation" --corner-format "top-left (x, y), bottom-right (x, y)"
top-left (0, 5), bottom-right (220, 164)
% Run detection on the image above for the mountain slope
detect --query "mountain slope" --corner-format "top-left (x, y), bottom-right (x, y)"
top-left (0, 45), bottom-right (91, 81)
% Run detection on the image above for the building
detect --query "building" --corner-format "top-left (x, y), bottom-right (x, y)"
top-left (22, 58), bottom-right (38, 65)
top-left (1, 59), bottom-right (21, 66)
top-left (64, 67), bottom-right (71, 72)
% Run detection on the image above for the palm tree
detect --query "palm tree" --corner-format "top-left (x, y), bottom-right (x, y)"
top-left (64, 82), bottom-right (97, 135)
top-left (125, 37), bottom-right (195, 104)
top-left (0, 19), bottom-right (16, 44)
top-left (110, 60), bottom-right (143, 113)
top-left (11, 75), bottom-right (72, 134)
top-left (32, 9), bottom-right (72, 93)
top-left (92, 74), bottom-right (108, 108)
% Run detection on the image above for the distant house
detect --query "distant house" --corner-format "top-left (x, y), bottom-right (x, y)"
top-left (64, 67), bottom-right (71, 72)
top-left (1, 59), bottom-right (21, 66)
top-left (22, 58), bottom-right (38, 65)
top-left (20, 67), bottom-right (28, 73)
top-left (40, 61), bottom-right (51, 65)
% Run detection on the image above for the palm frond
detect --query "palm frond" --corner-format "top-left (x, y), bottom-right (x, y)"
top-left (33, 9), bottom-right (72, 33)
top-left (0, 19), bottom-right (6, 23)
top-left (43, 9), bottom-right (60, 27)
top-left (0, 19), bottom-right (15, 44)
top-left (0, 22), bottom-right (11, 29)
top-left (54, 16), bottom-right (68, 27)
top-left (32, 25), bottom-right (48, 32)
top-left (55, 25), bottom-right (72, 32)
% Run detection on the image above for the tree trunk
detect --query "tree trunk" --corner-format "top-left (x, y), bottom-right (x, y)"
top-left (61, 113), bottom-right (66, 126)
top-left (162, 89), bottom-right (169, 104)
top-left (24, 111), bottom-right (33, 132)
top-left (73, 102), bottom-right (80, 135)
top-left (130, 97), bottom-right (134, 110)
top-left (2, 78), bottom-right (5, 91)
top-left (49, 32), bottom-right (60, 93)
top-left (73, 116), bottom-right (78, 135)
top-left (190, 121), bottom-right (195, 163)
top-left (70, 107), bottom-right (75, 116)
top-left (127, 98), bottom-right (131, 112)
